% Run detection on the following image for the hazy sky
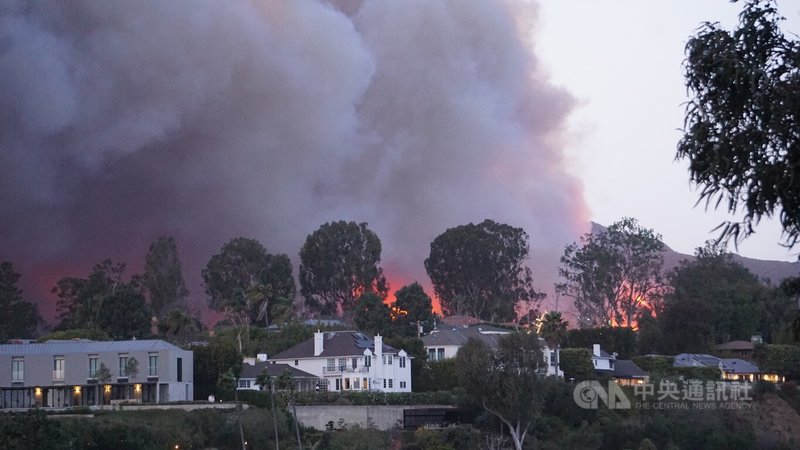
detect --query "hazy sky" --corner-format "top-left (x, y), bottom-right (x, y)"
top-left (535, 0), bottom-right (800, 262)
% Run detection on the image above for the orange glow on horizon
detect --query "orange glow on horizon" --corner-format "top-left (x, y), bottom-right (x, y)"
top-left (383, 277), bottom-right (442, 316)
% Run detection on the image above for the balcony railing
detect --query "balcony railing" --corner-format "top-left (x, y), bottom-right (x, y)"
top-left (52, 370), bottom-right (64, 381)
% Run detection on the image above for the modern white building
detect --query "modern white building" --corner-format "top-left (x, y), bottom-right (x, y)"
top-left (0, 339), bottom-right (193, 409)
top-left (268, 331), bottom-right (412, 393)
top-left (421, 324), bottom-right (563, 377)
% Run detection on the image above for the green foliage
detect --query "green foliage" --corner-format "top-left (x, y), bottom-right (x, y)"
top-left (37, 328), bottom-right (111, 342)
top-left (299, 221), bottom-right (387, 316)
top-left (393, 282), bottom-right (434, 336)
top-left (631, 355), bottom-right (675, 375)
top-left (158, 309), bottom-right (205, 345)
top-left (456, 332), bottom-right (544, 450)
top-left (354, 292), bottom-right (392, 336)
top-left (244, 321), bottom-right (314, 356)
top-left (415, 359), bottom-right (460, 392)
top-left (566, 327), bottom-right (636, 358)
top-left (193, 335), bottom-right (242, 400)
top-left (141, 236), bottom-right (189, 319)
top-left (660, 242), bottom-right (776, 351)
top-left (0, 410), bottom-right (66, 450)
top-left (678, 0), bottom-right (800, 247)
top-left (557, 218), bottom-right (665, 328)
top-left (53, 259), bottom-right (152, 339)
top-left (425, 219), bottom-right (543, 322)
top-left (326, 424), bottom-right (389, 450)
top-left (558, 348), bottom-right (595, 381)
top-left (202, 237), bottom-right (295, 326)
top-left (0, 261), bottom-right (41, 340)
top-left (753, 344), bottom-right (800, 378)
top-left (538, 311), bottom-right (568, 351)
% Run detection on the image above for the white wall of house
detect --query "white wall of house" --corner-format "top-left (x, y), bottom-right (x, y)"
top-left (591, 344), bottom-right (614, 371)
top-left (425, 345), bottom-right (460, 362)
top-left (269, 334), bottom-right (412, 393)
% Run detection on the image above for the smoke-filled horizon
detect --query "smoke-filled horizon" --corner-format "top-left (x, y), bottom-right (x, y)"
top-left (1, 0), bottom-right (589, 324)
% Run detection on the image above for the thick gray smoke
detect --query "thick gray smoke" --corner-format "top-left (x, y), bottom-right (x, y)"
top-left (0, 0), bottom-right (588, 321)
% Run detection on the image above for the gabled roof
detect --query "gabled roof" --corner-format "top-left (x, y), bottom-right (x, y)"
top-left (0, 339), bottom-right (185, 356)
top-left (720, 358), bottom-right (760, 374)
top-left (240, 362), bottom-right (317, 380)
top-left (422, 325), bottom-right (512, 349)
top-left (673, 353), bottom-right (763, 374)
top-left (612, 360), bottom-right (648, 378)
top-left (271, 331), bottom-right (399, 360)
top-left (715, 340), bottom-right (754, 351)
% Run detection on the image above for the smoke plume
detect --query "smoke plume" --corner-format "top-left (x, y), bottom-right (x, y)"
top-left (0, 0), bottom-right (589, 322)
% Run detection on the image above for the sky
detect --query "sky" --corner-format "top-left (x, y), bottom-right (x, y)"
top-left (535, 0), bottom-right (800, 262)
top-left (2, 0), bottom-right (799, 324)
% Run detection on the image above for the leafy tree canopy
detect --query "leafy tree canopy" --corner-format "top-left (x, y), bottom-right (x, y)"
top-left (0, 261), bottom-right (42, 340)
top-left (425, 219), bottom-right (543, 323)
top-left (53, 260), bottom-right (151, 339)
top-left (557, 217), bottom-right (665, 328)
top-left (353, 292), bottom-right (392, 336)
top-left (141, 236), bottom-right (189, 319)
top-left (677, 0), bottom-right (800, 247)
top-left (202, 237), bottom-right (295, 327)
top-left (392, 282), bottom-right (434, 337)
top-left (456, 332), bottom-right (544, 450)
top-left (299, 221), bottom-right (387, 316)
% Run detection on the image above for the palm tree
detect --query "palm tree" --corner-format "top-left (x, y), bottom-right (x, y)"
top-left (538, 311), bottom-right (568, 377)
top-left (256, 370), bottom-right (280, 450)
top-left (246, 283), bottom-right (293, 328)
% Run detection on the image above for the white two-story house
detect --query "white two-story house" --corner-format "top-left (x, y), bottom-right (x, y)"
top-left (268, 331), bottom-right (411, 393)
top-left (421, 324), bottom-right (563, 377)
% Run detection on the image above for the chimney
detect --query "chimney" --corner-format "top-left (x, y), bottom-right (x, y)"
top-left (314, 331), bottom-right (324, 356)
top-left (593, 344), bottom-right (600, 357)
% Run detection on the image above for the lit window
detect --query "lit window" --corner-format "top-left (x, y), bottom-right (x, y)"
top-left (11, 358), bottom-right (23, 382)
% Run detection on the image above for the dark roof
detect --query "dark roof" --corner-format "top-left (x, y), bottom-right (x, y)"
top-left (715, 340), bottom-right (754, 351)
top-left (612, 360), bottom-right (648, 378)
top-left (271, 331), bottom-right (399, 359)
top-left (422, 325), bottom-right (512, 349)
top-left (240, 362), bottom-right (317, 380)
top-left (720, 358), bottom-right (760, 374)
top-left (0, 339), bottom-right (184, 356)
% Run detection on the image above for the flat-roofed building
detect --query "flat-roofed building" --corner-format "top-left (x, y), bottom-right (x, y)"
top-left (0, 339), bottom-right (193, 409)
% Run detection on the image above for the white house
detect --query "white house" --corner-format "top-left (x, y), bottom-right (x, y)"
top-left (421, 325), bottom-right (563, 377)
top-left (238, 355), bottom-right (319, 392)
top-left (268, 331), bottom-right (412, 393)
top-left (591, 344), bottom-right (648, 385)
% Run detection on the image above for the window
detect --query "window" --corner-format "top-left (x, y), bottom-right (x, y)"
top-left (177, 358), bottom-right (183, 382)
top-left (387, 355), bottom-right (392, 365)
top-left (550, 351), bottom-right (556, 367)
top-left (149, 355), bottom-right (158, 376)
top-left (427, 349), bottom-right (436, 361)
top-left (383, 379), bottom-right (386, 389)
top-left (326, 358), bottom-right (335, 372)
top-left (399, 357), bottom-right (406, 368)
top-left (344, 378), bottom-right (350, 390)
top-left (388, 379), bottom-right (393, 389)
top-left (11, 357), bottom-right (23, 382)
top-left (119, 355), bottom-right (129, 377)
top-left (338, 358), bottom-right (346, 371)
top-left (335, 379), bottom-right (342, 391)
top-left (437, 349), bottom-right (444, 361)
top-left (238, 380), bottom-right (251, 389)
top-left (352, 377), bottom-right (359, 390)
top-left (53, 357), bottom-right (65, 381)
top-left (89, 356), bottom-right (98, 378)
top-left (351, 357), bottom-right (358, 370)
top-left (318, 380), bottom-right (329, 391)
top-left (365, 355), bottom-right (371, 367)
top-left (294, 360), bottom-right (299, 366)
top-left (362, 378), bottom-right (368, 390)
top-left (400, 381), bottom-right (406, 389)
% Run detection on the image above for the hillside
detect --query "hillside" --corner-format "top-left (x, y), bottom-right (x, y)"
top-left (590, 222), bottom-right (800, 284)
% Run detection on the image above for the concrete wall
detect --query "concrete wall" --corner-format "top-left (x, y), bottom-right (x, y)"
top-left (295, 405), bottom-right (450, 430)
